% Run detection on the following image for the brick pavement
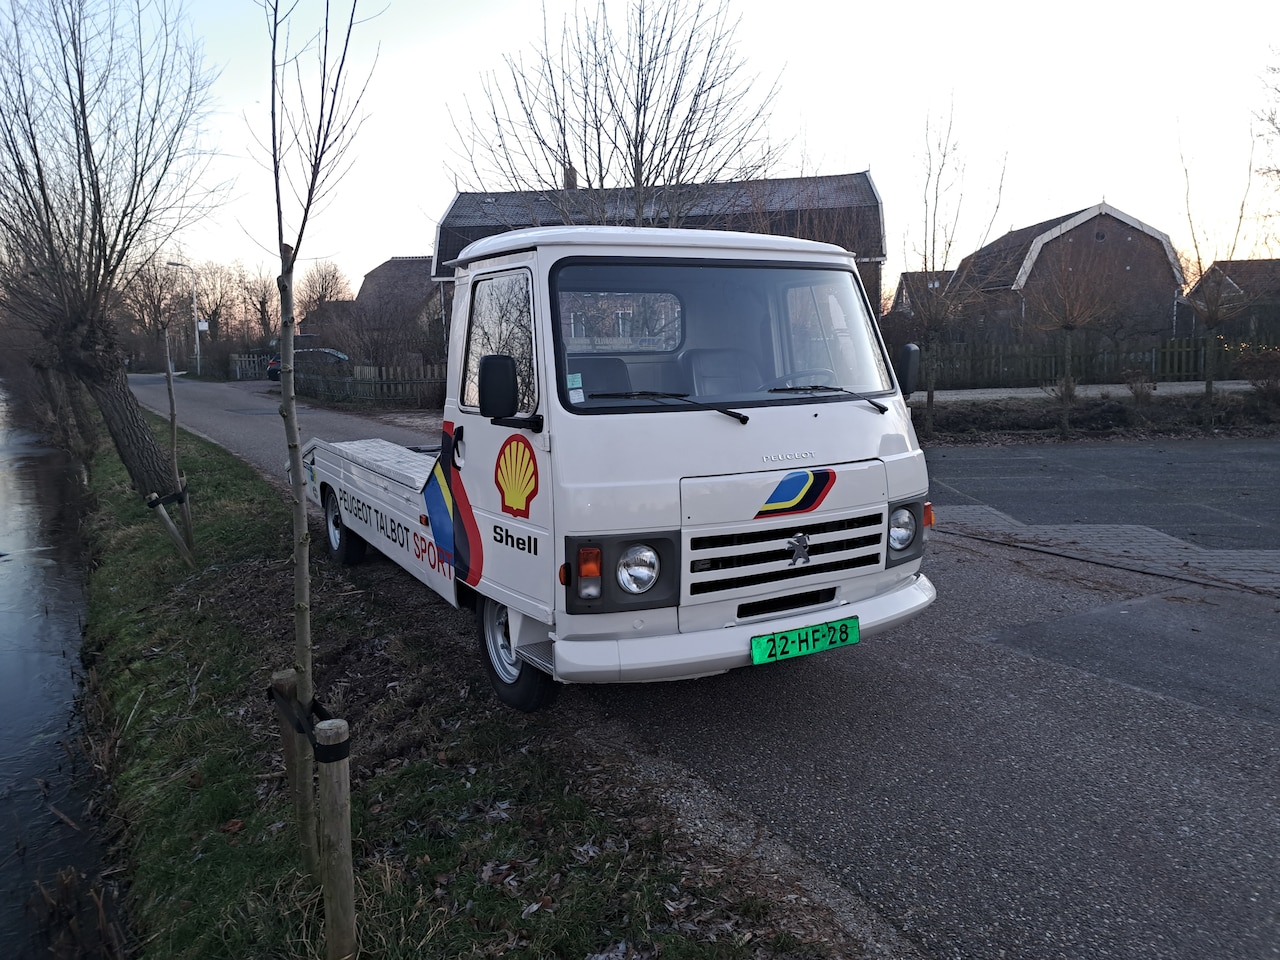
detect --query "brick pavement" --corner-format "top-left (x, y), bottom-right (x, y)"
top-left (938, 504), bottom-right (1280, 596)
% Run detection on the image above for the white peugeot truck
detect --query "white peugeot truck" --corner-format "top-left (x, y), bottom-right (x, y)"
top-left (300, 226), bottom-right (935, 711)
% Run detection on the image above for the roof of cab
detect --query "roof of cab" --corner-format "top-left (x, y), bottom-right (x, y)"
top-left (449, 225), bottom-right (852, 270)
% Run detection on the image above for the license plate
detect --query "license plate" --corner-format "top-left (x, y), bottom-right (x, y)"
top-left (750, 614), bottom-right (860, 665)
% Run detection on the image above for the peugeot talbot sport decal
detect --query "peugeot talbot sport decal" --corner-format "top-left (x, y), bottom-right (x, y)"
top-left (422, 421), bottom-right (484, 586)
top-left (754, 468), bottom-right (836, 519)
top-left (495, 435), bottom-right (539, 518)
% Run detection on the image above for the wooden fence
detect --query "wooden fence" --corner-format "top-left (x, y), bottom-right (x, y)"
top-left (230, 354), bottom-right (270, 380)
top-left (295, 362), bottom-right (447, 407)
top-left (929, 336), bottom-right (1277, 390)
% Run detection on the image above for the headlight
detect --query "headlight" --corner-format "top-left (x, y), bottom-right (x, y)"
top-left (888, 507), bottom-right (917, 551)
top-left (617, 544), bottom-right (660, 594)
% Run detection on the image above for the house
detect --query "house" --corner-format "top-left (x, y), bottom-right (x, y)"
top-left (355, 256), bottom-right (445, 329)
top-left (301, 257), bottom-right (448, 363)
top-left (945, 203), bottom-right (1184, 345)
top-left (432, 171), bottom-right (887, 311)
top-left (1182, 259), bottom-right (1280, 340)
top-left (888, 271), bottom-right (954, 318)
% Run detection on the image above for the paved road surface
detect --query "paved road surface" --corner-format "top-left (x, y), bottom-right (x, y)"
top-left (131, 374), bottom-right (1280, 960)
top-left (128, 373), bottom-right (437, 482)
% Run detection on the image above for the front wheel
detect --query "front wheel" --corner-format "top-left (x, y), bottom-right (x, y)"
top-left (477, 596), bottom-right (557, 712)
top-left (323, 487), bottom-right (366, 565)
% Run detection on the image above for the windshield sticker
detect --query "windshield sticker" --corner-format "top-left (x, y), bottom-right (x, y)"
top-left (567, 372), bottom-right (583, 389)
top-left (755, 468), bottom-right (835, 519)
top-left (495, 435), bottom-right (540, 519)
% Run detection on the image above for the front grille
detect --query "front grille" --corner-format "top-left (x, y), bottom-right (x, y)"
top-left (738, 588), bottom-right (836, 620)
top-left (687, 510), bottom-right (883, 599)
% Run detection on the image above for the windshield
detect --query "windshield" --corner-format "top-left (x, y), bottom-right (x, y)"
top-left (551, 259), bottom-right (892, 413)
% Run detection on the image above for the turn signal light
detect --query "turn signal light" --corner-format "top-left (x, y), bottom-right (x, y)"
top-left (577, 546), bottom-right (602, 599)
top-left (923, 502), bottom-right (935, 528)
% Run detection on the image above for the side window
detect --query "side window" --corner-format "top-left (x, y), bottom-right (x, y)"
top-left (462, 271), bottom-right (537, 413)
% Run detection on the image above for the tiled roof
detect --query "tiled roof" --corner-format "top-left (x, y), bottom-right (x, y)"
top-left (952, 204), bottom-right (1182, 292)
top-left (952, 211), bottom-right (1083, 292)
top-left (890, 270), bottom-right (954, 315)
top-left (1209, 259), bottom-right (1280, 300)
top-left (356, 256), bottom-right (437, 313)
top-left (433, 172), bottom-right (884, 277)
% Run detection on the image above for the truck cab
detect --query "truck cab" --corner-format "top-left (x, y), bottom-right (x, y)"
top-left (304, 225), bottom-right (934, 711)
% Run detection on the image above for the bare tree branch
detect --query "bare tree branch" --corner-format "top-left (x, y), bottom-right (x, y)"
top-left (0, 0), bottom-right (216, 560)
top-left (452, 0), bottom-right (782, 226)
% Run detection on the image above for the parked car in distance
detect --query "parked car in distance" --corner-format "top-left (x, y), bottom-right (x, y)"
top-left (295, 348), bottom-right (351, 375)
top-left (268, 348), bottom-right (350, 382)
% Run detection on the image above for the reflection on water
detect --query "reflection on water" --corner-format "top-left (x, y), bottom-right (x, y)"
top-left (0, 388), bottom-right (111, 955)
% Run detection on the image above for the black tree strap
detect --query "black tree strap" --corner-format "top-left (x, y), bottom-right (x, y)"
top-left (266, 685), bottom-right (349, 763)
top-left (146, 486), bottom-right (188, 509)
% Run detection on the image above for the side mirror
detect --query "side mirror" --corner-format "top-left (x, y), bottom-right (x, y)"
top-left (896, 343), bottom-right (920, 399)
top-left (478, 355), bottom-right (519, 419)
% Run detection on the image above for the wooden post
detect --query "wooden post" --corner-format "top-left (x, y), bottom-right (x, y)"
top-left (271, 669), bottom-right (320, 878)
top-left (316, 718), bottom-right (356, 960)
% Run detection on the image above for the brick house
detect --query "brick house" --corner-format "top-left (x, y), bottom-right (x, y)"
top-left (303, 256), bottom-right (448, 362)
top-left (432, 171), bottom-right (887, 312)
top-left (941, 203), bottom-right (1184, 346)
top-left (1181, 259), bottom-right (1280, 340)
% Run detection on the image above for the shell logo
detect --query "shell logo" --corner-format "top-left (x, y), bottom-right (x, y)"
top-left (495, 435), bottom-right (539, 518)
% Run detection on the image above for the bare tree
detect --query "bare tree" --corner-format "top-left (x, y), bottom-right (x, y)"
top-left (296, 258), bottom-right (353, 317)
top-left (1021, 234), bottom-right (1130, 435)
top-left (0, 0), bottom-right (213, 560)
top-left (1261, 59), bottom-right (1280, 185)
top-left (1181, 149), bottom-right (1255, 399)
top-left (243, 264), bottom-right (280, 343)
top-left (262, 0), bottom-right (370, 889)
top-left (902, 109), bottom-right (1004, 438)
top-left (454, 0), bottom-right (781, 226)
top-left (196, 260), bottom-right (238, 342)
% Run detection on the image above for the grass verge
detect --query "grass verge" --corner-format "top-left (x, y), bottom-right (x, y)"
top-left (82, 422), bottom-right (861, 959)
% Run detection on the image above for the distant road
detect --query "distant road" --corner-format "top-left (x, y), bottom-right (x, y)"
top-left (127, 373), bottom-right (436, 481)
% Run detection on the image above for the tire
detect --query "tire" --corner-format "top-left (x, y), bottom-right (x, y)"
top-left (477, 595), bottom-right (557, 712)
top-left (323, 487), bottom-right (366, 565)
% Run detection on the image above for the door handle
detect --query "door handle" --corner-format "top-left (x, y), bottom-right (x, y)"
top-left (451, 424), bottom-right (465, 470)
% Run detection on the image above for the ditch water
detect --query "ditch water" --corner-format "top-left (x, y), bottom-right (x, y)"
top-left (0, 386), bottom-right (115, 956)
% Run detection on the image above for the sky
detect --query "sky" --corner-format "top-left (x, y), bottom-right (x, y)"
top-left (180, 0), bottom-right (1279, 299)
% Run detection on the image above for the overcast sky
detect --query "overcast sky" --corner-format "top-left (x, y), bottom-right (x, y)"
top-left (181, 0), bottom-right (1278, 297)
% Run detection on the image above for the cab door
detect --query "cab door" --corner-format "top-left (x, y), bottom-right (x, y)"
top-left (446, 266), bottom-right (554, 624)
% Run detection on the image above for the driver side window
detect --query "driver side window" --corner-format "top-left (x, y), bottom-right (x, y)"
top-left (462, 271), bottom-right (537, 413)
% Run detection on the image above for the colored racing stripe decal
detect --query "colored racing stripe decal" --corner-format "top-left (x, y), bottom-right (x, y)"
top-left (422, 421), bottom-right (484, 586)
top-left (755, 468), bottom-right (836, 518)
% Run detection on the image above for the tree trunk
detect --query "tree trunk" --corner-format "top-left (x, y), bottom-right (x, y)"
top-left (922, 330), bottom-right (938, 440)
top-left (1203, 331), bottom-right (1217, 401)
top-left (278, 258), bottom-right (320, 879)
top-left (80, 363), bottom-right (175, 499)
top-left (1059, 327), bottom-right (1075, 438)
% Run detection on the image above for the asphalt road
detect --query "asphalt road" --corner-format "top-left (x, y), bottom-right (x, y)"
top-left (925, 440), bottom-right (1280, 551)
top-left (131, 374), bottom-right (1280, 960)
top-left (128, 372), bottom-right (435, 481)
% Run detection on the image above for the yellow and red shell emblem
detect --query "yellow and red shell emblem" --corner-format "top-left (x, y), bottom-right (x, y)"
top-left (494, 435), bottom-right (539, 518)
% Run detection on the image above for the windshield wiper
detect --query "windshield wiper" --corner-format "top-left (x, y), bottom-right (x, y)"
top-left (588, 391), bottom-right (750, 424)
top-left (766, 384), bottom-right (888, 414)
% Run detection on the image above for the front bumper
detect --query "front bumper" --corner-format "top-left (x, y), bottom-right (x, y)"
top-left (551, 572), bottom-right (935, 683)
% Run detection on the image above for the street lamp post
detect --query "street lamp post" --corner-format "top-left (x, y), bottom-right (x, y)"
top-left (167, 261), bottom-right (199, 375)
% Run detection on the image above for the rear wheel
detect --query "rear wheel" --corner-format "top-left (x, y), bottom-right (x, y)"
top-left (323, 487), bottom-right (366, 565)
top-left (477, 596), bottom-right (557, 712)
